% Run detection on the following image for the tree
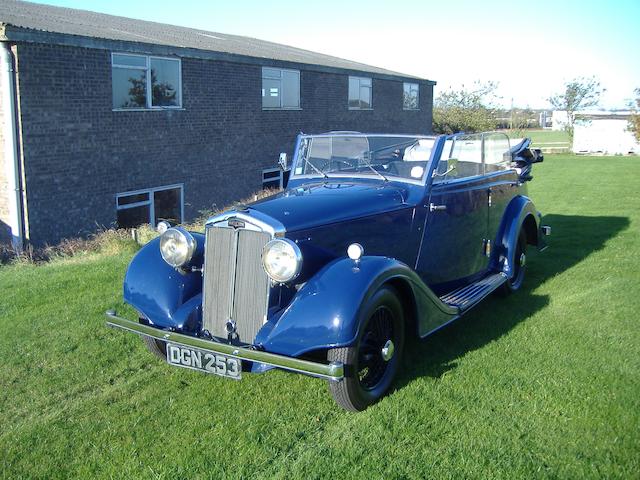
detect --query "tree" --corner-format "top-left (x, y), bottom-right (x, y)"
top-left (629, 88), bottom-right (640, 142)
top-left (123, 70), bottom-right (177, 108)
top-left (433, 81), bottom-right (499, 134)
top-left (548, 76), bottom-right (604, 141)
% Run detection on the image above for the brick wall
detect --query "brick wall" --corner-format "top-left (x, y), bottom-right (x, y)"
top-left (14, 42), bottom-right (433, 245)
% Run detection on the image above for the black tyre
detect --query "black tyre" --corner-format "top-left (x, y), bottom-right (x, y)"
top-left (500, 229), bottom-right (527, 295)
top-left (328, 285), bottom-right (405, 411)
top-left (140, 319), bottom-right (167, 360)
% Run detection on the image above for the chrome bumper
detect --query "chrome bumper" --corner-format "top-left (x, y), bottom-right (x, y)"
top-left (105, 310), bottom-right (344, 381)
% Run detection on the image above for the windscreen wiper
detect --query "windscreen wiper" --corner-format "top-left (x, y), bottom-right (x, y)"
top-left (304, 157), bottom-right (329, 179)
top-left (358, 152), bottom-right (388, 182)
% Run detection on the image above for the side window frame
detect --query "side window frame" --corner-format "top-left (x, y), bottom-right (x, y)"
top-left (111, 53), bottom-right (182, 110)
top-left (261, 67), bottom-right (301, 110)
top-left (433, 133), bottom-right (484, 182)
top-left (116, 184), bottom-right (184, 228)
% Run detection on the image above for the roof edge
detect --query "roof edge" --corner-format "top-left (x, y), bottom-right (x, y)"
top-left (2, 25), bottom-right (436, 85)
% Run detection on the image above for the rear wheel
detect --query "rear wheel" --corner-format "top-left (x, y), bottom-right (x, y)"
top-left (500, 229), bottom-right (527, 295)
top-left (328, 286), bottom-right (405, 411)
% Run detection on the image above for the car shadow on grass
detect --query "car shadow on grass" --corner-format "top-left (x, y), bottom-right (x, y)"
top-left (395, 214), bottom-right (630, 386)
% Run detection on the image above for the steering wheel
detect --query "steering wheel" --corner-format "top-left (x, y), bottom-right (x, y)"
top-left (378, 161), bottom-right (399, 176)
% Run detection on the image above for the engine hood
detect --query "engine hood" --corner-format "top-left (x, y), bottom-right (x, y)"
top-left (248, 180), bottom-right (414, 232)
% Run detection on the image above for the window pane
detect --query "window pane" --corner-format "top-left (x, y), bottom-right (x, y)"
top-left (117, 192), bottom-right (149, 206)
top-left (360, 77), bottom-right (372, 87)
top-left (154, 188), bottom-right (182, 224)
top-left (150, 58), bottom-right (180, 107)
top-left (262, 78), bottom-right (281, 108)
top-left (484, 133), bottom-right (511, 169)
top-left (282, 70), bottom-right (300, 108)
top-left (262, 67), bottom-right (281, 79)
top-left (263, 179), bottom-right (281, 189)
top-left (112, 68), bottom-right (147, 108)
top-left (117, 204), bottom-right (150, 228)
top-left (112, 54), bottom-right (146, 67)
top-left (360, 85), bottom-right (371, 108)
top-left (263, 170), bottom-right (281, 180)
top-left (404, 83), bottom-right (419, 109)
top-left (348, 77), bottom-right (360, 107)
top-left (450, 134), bottom-right (484, 178)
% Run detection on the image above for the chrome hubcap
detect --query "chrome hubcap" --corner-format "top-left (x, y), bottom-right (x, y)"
top-left (381, 340), bottom-right (395, 362)
top-left (519, 253), bottom-right (526, 267)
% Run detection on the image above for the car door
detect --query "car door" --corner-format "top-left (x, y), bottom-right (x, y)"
top-left (416, 134), bottom-right (490, 291)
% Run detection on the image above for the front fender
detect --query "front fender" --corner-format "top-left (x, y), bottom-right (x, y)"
top-left (258, 256), bottom-right (457, 357)
top-left (123, 235), bottom-right (204, 329)
top-left (492, 195), bottom-right (542, 278)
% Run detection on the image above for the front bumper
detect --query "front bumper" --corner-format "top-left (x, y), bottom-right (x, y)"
top-left (105, 310), bottom-right (344, 381)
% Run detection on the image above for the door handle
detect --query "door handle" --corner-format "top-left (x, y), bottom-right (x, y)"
top-left (429, 203), bottom-right (447, 212)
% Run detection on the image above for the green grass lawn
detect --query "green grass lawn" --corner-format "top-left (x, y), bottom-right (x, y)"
top-left (524, 130), bottom-right (569, 147)
top-left (1, 154), bottom-right (639, 478)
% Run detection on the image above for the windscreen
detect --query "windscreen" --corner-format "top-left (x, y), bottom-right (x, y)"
top-left (294, 135), bottom-right (435, 182)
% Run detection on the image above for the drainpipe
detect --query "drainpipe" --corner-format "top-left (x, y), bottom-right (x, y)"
top-left (0, 42), bottom-right (23, 252)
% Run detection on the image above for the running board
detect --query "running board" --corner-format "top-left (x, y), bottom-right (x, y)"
top-left (439, 272), bottom-right (507, 311)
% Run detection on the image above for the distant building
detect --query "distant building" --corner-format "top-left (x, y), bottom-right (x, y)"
top-left (539, 111), bottom-right (552, 129)
top-left (0, 0), bottom-right (435, 249)
top-left (573, 111), bottom-right (639, 155)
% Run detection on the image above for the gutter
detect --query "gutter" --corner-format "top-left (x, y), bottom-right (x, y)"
top-left (0, 41), bottom-right (24, 252)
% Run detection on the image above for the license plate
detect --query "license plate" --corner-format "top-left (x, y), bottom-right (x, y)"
top-left (165, 343), bottom-right (242, 380)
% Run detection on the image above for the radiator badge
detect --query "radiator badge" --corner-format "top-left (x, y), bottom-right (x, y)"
top-left (228, 218), bottom-right (246, 229)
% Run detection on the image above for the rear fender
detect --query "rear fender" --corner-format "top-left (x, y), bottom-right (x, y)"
top-left (123, 235), bottom-right (204, 329)
top-left (492, 195), bottom-right (543, 278)
top-left (258, 256), bottom-right (457, 357)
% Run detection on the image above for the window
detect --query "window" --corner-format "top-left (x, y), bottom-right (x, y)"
top-left (348, 76), bottom-right (372, 109)
top-left (262, 68), bottom-right (300, 109)
top-left (483, 133), bottom-right (511, 172)
top-left (262, 168), bottom-right (284, 189)
top-left (112, 53), bottom-right (182, 109)
top-left (403, 82), bottom-right (419, 110)
top-left (116, 184), bottom-right (183, 228)
top-left (435, 133), bottom-right (484, 180)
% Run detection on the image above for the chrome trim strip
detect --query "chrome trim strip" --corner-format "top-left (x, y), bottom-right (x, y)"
top-left (205, 210), bottom-right (286, 237)
top-left (106, 311), bottom-right (344, 381)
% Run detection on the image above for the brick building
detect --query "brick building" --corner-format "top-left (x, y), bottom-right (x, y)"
top-left (0, 0), bottom-right (435, 248)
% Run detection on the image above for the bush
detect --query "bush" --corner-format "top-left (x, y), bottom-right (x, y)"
top-left (1, 188), bottom-right (282, 266)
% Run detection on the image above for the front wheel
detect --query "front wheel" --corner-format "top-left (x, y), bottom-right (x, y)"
top-left (140, 318), bottom-right (167, 360)
top-left (328, 285), bottom-right (405, 411)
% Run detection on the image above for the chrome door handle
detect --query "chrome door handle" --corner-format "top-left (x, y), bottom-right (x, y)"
top-left (429, 203), bottom-right (447, 212)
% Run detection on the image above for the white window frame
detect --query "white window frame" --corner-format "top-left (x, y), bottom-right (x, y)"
top-left (111, 53), bottom-right (183, 111)
top-left (115, 183), bottom-right (184, 227)
top-left (348, 76), bottom-right (373, 110)
top-left (262, 168), bottom-right (284, 189)
top-left (261, 67), bottom-right (301, 110)
top-left (403, 82), bottom-right (420, 110)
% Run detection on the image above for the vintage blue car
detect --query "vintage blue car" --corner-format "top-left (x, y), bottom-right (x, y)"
top-left (107, 131), bottom-right (549, 411)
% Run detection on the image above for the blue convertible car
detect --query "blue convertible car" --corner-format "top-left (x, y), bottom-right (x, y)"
top-left (107, 131), bottom-right (549, 411)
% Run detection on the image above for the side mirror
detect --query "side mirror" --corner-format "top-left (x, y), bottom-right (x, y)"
top-left (278, 152), bottom-right (288, 171)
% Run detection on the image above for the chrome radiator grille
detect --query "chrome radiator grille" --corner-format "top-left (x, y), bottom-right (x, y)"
top-left (202, 226), bottom-right (271, 344)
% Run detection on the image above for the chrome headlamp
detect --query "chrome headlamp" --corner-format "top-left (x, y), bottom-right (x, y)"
top-left (262, 238), bottom-right (302, 283)
top-left (159, 227), bottom-right (196, 268)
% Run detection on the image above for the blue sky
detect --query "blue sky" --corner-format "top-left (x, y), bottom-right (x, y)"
top-left (31, 0), bottom-right (639, 109)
